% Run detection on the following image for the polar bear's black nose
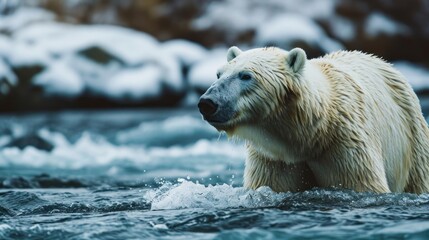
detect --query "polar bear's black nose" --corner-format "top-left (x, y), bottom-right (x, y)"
top-left (198, 98), bottom-right (218, 117)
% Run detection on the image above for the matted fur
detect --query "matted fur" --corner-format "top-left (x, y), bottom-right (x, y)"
top-left (215, 47), bottom-right (429, 193)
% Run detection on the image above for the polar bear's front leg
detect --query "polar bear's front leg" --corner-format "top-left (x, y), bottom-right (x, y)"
top-left (244, 145), bottom-right (316, 192)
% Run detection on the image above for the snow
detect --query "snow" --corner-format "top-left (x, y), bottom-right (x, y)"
top-left (365, 12), bottom-right (410, 37)
top-left (65, 54), bottom-right (122, 96)
top-left (12, 22), bottom-right (73, 45)
top-left (188, 49), bottom-right (226, 91)
top-left (84, 26), bottom-right (159, 66)
top-left (0, 59), bottom-right (16, 85)
top-left (255, 14), bottom-right (343, 52)
top-left (14, 23), bottom-right (160, 65)
top-left (7, 42), bottom-right (51, 67)
top-left (103, 64), bottom-right (163, 101)
top-left (394, 61), bottom-right (429, 91)
top-left (0, 7), bottom-right (54, 32)
top-left (0, 36), bottom-right (12, 58)
top-left (7, 21), bottom-right (184, 101)
top-left (162, 39), bottom-right (208, 66)
top-left (328, 16), bottom-right (356, 41)
top-left (0, 59), bottom-right (17, 95)
top-left (154, 50), bottom-right (183, 91)
top-left (32, 60), bottom-right (84, 98)
top-left (193, 0), bottom-right (336, 32)
top-left (283, 0), bottom-right (336, 18)
top-left (193, 0), bottom-right (264, 32)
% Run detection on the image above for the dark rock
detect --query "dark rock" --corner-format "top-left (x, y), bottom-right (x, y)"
top-left (5, 132), bottom-right (54, 151)
top-left (77, 46), bottom-right (124, 65)
top-left (334, 0), bottom-right (429, 64)
top-left (2, 177), bottom-right (34, 188)
top-left (33, 174), bottom-right (86, 188)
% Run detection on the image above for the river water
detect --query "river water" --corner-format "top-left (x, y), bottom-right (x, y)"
top-left (1, 109), bottom-right (429, 239)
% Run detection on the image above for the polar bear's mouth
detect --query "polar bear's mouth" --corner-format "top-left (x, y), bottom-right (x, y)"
top-left (206, 112), bottom-right (240, 132)
top-left (207, 119), bottom-right (232, 127)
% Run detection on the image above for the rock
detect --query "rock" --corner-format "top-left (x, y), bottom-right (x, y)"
top-left (254, 14), bottom-right (343, 57)
top-left (77, 46), bottom-right (124, 65)
top-left (188, 49), bottom-right (226, 94)
top-left (1, 177), bottom-right (33, 188)
top-left (33, 174), bottom-right (86, 188)
top-left (5, 132), bottom-right (54, 151)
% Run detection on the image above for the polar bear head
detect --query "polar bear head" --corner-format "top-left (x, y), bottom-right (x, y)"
top-left (198, 46), bottom-right (307, 134)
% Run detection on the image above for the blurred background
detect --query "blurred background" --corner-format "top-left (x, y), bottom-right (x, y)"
top-left (0, 0), bottom-right (428, 112)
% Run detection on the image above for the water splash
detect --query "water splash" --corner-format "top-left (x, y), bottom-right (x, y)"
top-left (144, 180), bottom-right (289, 210)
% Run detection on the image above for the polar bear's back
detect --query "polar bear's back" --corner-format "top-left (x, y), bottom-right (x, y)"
top-left (315, 51), bottom-right (428, 192)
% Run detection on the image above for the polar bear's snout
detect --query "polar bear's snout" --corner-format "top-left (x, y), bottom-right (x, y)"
top-left (198, 98), bottom-right (218, 117)
top-left (198, 81), bottom-right (238, 126)
top-left (198, 94), bottom-right (234, 124)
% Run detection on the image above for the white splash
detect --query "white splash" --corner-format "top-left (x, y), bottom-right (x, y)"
top-left (144, 180), bottom-right (289, 210)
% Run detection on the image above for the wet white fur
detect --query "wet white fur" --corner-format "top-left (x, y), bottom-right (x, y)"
top-left (221, 46), bottom-right (429, 193)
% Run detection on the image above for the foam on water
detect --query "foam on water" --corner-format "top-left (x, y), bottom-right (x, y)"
top-left (143, 179), bottom-right (429, 212)
top-left (145, 180), bottom-right (289, 210)
top-left (0, 124), bottom-right (245, 186)
top-left (0, 113), bottom-right (244, 173)
top-left (0, 131), bottom-right (243, 169)
top-left (116, 115), bottom-right (218, 146)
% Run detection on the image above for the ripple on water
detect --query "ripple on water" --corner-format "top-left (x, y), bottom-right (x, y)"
top-left (279, 188), bottom-right (429, 210)
top-left (0, 191), bottom-right (47, 215)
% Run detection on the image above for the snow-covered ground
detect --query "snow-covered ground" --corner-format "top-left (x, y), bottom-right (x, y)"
top-left (0, 5), bottom-right (428, 108)
top-left (3, 18), bottom-right (186, 101)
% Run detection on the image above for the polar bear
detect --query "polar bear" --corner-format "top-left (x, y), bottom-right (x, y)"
top-left (198, 46), bottom-right (429, 194)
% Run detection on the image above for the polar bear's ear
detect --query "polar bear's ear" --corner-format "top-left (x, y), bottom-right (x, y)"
top-left (227, 46), bottom-right (242, 62)
top-left (287, 48), bottom-right (306, 73)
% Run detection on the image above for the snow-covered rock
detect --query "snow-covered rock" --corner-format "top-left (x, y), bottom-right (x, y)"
top-left (65, 53), bottom-right (122, 96)
top-left (0, 7), bottom-right (54, 33)
top-left (103, 64), bottom-right (164, 101)
top-left (155, 50), bottom-right (183, 91)
top-left (7, 42), bottom-right (51, 67)
top-left (14, 23), bottom-right (160, 65)
top-left (162, 39), bottom-right (208, 67)
top-left (188, 49), bottom-right (226, 92)
top-left (32, 60), bottom-right (84, 98)
top-left (326, 16), bottom-right (356, 41)
top-left (0, 59), bottom-right (17, 95)
top-left (0, 36), bottom-right (12, 58)
top-left (7, 21), bottom-right (184, 102)
top-left (255, 14), bottom-right (343, 53)
top-left (193, 0), bottom-right (336, 32)
top-left (365, 12), bottom-right (410, 37)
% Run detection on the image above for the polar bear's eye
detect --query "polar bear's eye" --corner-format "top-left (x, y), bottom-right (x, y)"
top-left (239, 72), bottom-right (252, 81)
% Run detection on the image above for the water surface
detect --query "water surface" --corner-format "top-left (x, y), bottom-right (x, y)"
top-left (1, 109), bottom-right (428, 239)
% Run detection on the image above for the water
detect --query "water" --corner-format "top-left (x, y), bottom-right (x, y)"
top-left (1, 109), bottom-right (429, 239)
